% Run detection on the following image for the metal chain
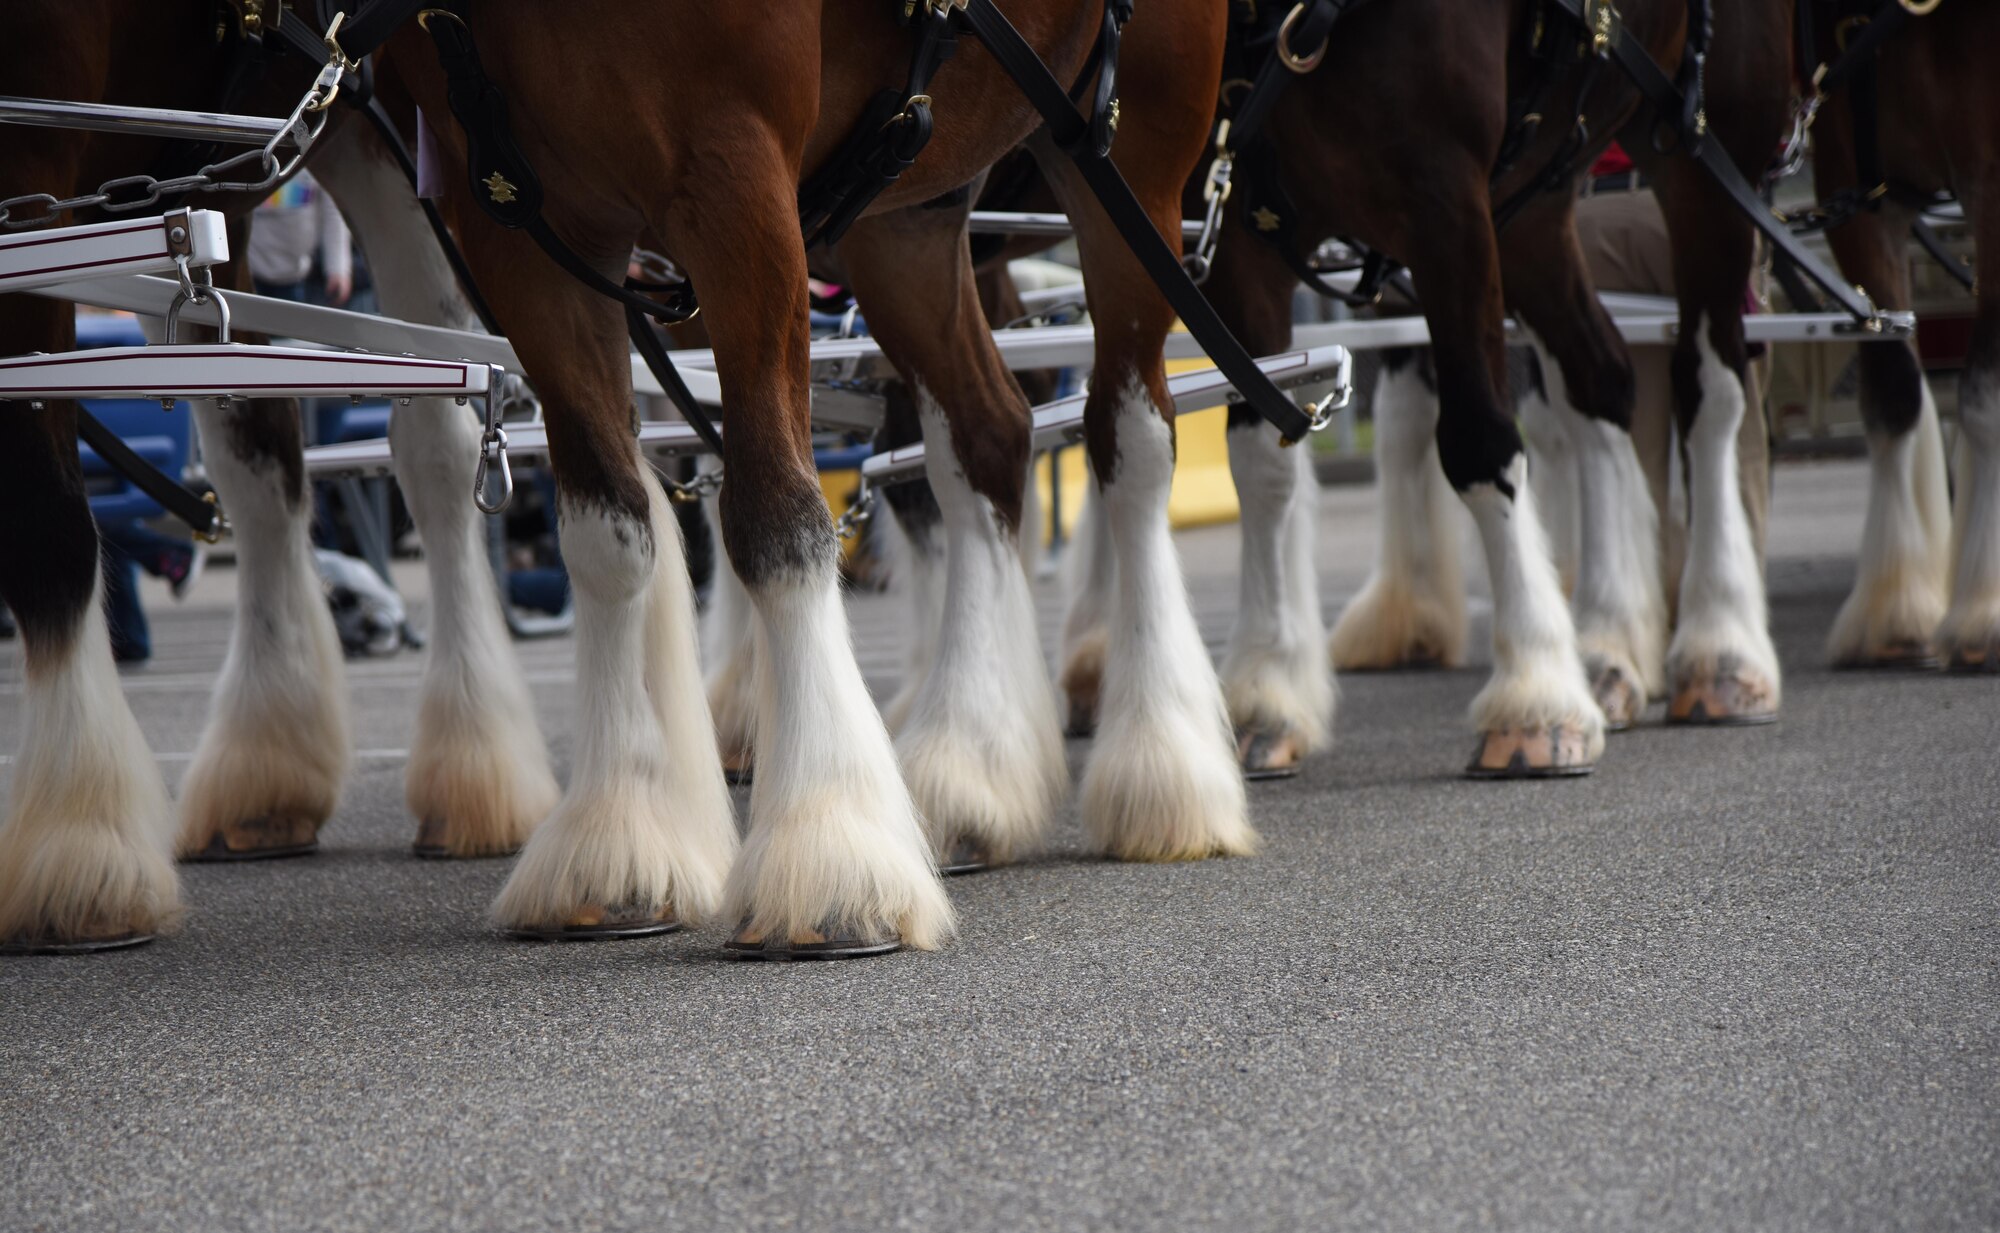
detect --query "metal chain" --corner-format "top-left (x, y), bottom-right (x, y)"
top-left (1183, 121), bottom-right (1235, 284)
top-left (653, 464), bottom-right (725, 506)
top-left (0, 44), bottom-right (346, 231)
top-left (834, 477), bottom-right (876, 540)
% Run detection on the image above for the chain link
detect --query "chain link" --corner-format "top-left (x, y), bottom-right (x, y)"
top-left (834, 478), bottom-right (876, 540)
top-left (1, 48), bottom-right (346, 231)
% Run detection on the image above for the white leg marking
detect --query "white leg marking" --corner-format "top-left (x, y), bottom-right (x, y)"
top-left (1531, 341), bottom-right (1666, 715)
top-left (491, 474), bottom-right (737, 927)
top-left (1080, 385), bottom-right (1254, 860)
top-left (1461, 454), bottom-right (1606, 759)
top-left (0, 589), bottom-right (179, 943)
top-left (1519, 375), bottom-right (1580, 597)
top-left (177, 399), bottom-right (351, 855)
top-left (893, 392), bottom-right (1067, 862)
top-left (1221, 422), bottom-right (1335, 756)
top-left (1938, 370), bottom-right (2000, 666)
top-left (877, 497), bottom-right (946, 738)
top-left (1330, 358), bottom-right (1469, 669)
top-left (1667, 320), bottom-right (1781, 713)
top-left (701, 476), bottom-right (759, 771)
top-left (1829, 376), bottom-right (1951, 664)
top-left (316, 121), bottom-right (559, 853)
top-left (1057, 470), bottom-right (1113, 732)
top-left (726, 549), bottom-right (953, 949)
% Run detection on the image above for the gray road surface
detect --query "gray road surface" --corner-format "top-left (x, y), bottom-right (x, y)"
top-left (1, 459), bottom-right (1995, 1232)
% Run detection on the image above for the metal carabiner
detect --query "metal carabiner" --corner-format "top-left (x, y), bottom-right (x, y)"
top-left (472, 370), bottom-right (514, 513)
top-left (165, 257), bottom-right (231, 344)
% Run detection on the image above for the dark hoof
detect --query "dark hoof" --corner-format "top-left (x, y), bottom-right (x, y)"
top-left (0, 931), bottom-right (156, 955)
top-left (722, 757), bottom-right (753, 787)
top-left (1064, 700), bottom-right (1097, 740)
top-left (1945, 642), bottom-right (2000, 673)
top-left (505, 904), bottom-right (680, 942)
top-left (722, 920), bottom-right (903, 961)
top-left (1668, 659), bottom-right (1778, 726)
top-left (1464, 724), bottom-right (1595, 779)
top-left (1836, 641), bottom-right (1941, 671)
top-left (1237, 729), bottom-right (1302, 781)
top-left (1590, 663), bottom-right (1644, 732)
top-left (181, 815), bottom-right (320, 863)
top-left (937, 838), bottom-right (991, 877)
top-left (411, 816), bottom-right (521, 860)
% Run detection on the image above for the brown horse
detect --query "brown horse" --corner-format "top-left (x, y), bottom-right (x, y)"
top-left (1806, 0), bottom-right (2000, 672)
top-left (1053, 0), bottom-right (1799, 777)
top-left (0, 1), bottom-right (566, 951)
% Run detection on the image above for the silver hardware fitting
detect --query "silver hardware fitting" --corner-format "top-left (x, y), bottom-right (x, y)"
top-left (655, 466), bottom-right (724, 506)
top-left (1182, 126), bottom-right (1235, 284)
top-left (1773, 95), bottom-right (1819, 183)
top-left (472, 366), bottom-right (514, 514)
top-left (164, 256), bottom-right (230, 344)
top-left (0, 28), bottom-right (345, 231)
top-left (834, 478), bottom-right (876, 541)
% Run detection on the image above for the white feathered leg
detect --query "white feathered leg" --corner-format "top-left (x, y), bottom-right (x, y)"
top-left (1531, 342), bottom-right (1666, 728)
top-left (1939, 371), bottom-right (2000, 670)
top-left (893, 392), bottom-right (1067, 865)
top-left (1080, 386), bottom-right (1254, 860)
top-left (1666, 321), bottom-right (1781, 721)
top-left (1519, 370), bottom-right (1580, 597)
top-left (1829, 379), bottom-right (1952, 665)
top-left (312, 121), bottom-right (559, 855)
top-left (1461, 454), bottom-right (1607, 775)
top-left (177, 399), bottom-right (351, 859)
top-left (724, 554), bottom-right (953, 950)
top-left (1057, 469), bottom-right (1113, 735)
top-left (1330, 356), bottom-right (1469, 669)
top-left (878, 493), bottom-right (946, 738)
top-left (1221, 421), bottom-right (1334, 775)
top-left (0, 588), bottom-right (178, 948)
top-left (701, 473), bottom-right (758, 779)
top-left (491, 472), bottom-right (737, 932)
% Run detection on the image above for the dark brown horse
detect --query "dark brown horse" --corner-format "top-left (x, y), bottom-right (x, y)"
top-left (1055, 0), bottom-right (1799, 777)
top-left (1806, 0), bottom-right (2000, 672)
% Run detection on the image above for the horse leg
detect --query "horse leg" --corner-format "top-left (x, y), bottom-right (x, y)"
top-left (1204, 231), bottom-right (1335, 775)
top-left (1056, 478), bottom-right (1112, 736)
top-left (1517, 352), bottom-right (1581, 597)
top-left (700, 464), bottom-right (759, 780)
top-left (1503, 198), bottom-right (1666, 730)
top-left (841, 205), bottom-right (1067, 869)
top-left (1033, 164), bottom-right (1254, 860)
top-left (1937, 184), bottom-right (2000, 670)
top-left (1329, 349), bottom-right (1471, 670)
top-left (872, 387), bottom-right (947, 739)
top-left (667, 157), bottom-right (949, 952)
top-left (0, 297), bottom-right (177, 950)
top-left (1821, 207), bottom-right (1952, 667)
top-left (307, 119), bottom-right (559, 855)
top-left (441, 232), bottom-right (734, 936)
top-left (1402, 184), bottom-right (1603, 775)
top-left (1653, 171), bottom-right (1781, 722)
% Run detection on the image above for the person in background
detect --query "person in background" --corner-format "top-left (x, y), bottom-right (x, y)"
top-left (248, 171), bottom-right (353, 306)
top-left (100, 523), bottom-right (201, 665)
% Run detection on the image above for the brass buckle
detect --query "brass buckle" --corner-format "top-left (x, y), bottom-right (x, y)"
top-left (1276, 3), bottom-right (1328, 74)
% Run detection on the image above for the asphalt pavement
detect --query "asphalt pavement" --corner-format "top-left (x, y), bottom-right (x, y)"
top-left (1, 457), bottom-right (1994, 1232)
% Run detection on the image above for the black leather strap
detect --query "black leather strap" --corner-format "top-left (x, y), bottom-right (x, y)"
top-left (1546, 0), bottom-right (1881, 324)
top-left (75, 407), bottom-right (222, 538)
top-left (958, 0), bottom-right (1315, 441)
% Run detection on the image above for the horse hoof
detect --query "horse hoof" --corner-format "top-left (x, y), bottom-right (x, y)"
top-left (1237, 729), bottom-right (1303, 780)
top-left (0, 930), bottom-right (156, 956)
top-left (1590, 663), bottom-right (1645, 732)
top-left (1667, 660), bottom-right (1778, 725)
top-left (722, 753), bottom-right (753, 788)
top-left (937, 838), bottom-right (991, 876)
top-left (411, 816), bottom-right (520, 860)
top-left (722, 920), bottom-right (903, 961)
top-left (1464, 725), bottom-right (1595, 779)
top-left (504, 903), bottom-right (680, 941)
top-left (1944, 641), bottom-right (2000, 673)
top-left (1836, 640), bottom-right (1940, 671)
top-left (181, 815), bottom-right (320, 862)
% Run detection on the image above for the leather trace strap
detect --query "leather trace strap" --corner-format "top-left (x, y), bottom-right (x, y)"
top-left (958, 0), bottom-right (1317, 442)
top-left (76, 407), bottom-right (224, 540)
top-left (1545, 0), bottom-right (1888, 327)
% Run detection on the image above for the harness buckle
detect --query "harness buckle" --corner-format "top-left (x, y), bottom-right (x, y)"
top-left (1276, 3), bottom-right (1329, 74)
